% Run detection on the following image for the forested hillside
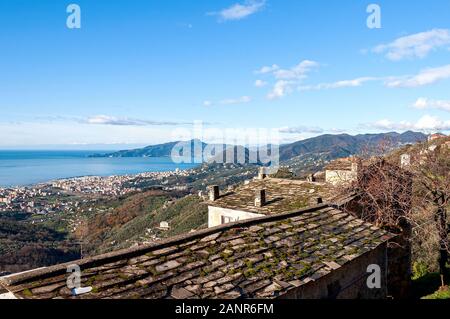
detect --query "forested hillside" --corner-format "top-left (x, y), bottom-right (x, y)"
top-left (0, 212), bottom-right (79, 274)
top-left (80, 191), bottom-right (208, 255)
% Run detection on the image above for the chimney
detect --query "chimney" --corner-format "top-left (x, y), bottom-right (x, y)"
top-left (401, 154), bottom-right (411, 168)
top-left (316, 197), bottom-right (323, 204)
top-left (258, 167), bottom-right (267, 180)
top-left (255, 189), bottom-right (266, 207)
top-left (209, 185), bottom-right (220, 201)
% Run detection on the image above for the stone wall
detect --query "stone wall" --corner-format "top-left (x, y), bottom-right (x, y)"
top-left (386, 225), bottom-right (412, 299)
top-left (325, 170), bottom-right (357, 185)
top-left (279, 243), bottom-right (388, 299)
top-left (337, 196), bottom-right (412, 299)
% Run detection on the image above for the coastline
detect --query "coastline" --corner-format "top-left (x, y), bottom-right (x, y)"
top-left (0, 165), bottom-right (199, 214)
top-left (0, 165), bottom-right (198, 190)
top-left (0, 150), bottom-right (197, 188)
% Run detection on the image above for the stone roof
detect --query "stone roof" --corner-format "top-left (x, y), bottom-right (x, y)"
top-left (0, 204), bottom-right (394, 299)
top-left (209, 178), bottom-right (333, 215)
top-left (428, 133), bottom-right (447, 141)
top-left (325, 158), bottom-right (358, 171)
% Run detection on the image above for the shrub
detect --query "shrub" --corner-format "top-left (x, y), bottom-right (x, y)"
top-left (412, 261), bottom-right (429, 280)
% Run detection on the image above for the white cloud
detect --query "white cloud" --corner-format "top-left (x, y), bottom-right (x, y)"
top-left (209, 0), bottom-right (265, 21)
top-left (85, 115), bottom-right (192, 126)
top-left (413, 97), bottom-right (450, 112)
top-left (86, 115), bottom-right (127, 125)
top-left (299, 77), bottom-right (377, 91)
top-left (254, 79), bottom-right (268, 87)
top-left (366, 115), bottom-right (450, 132)
top-left (255, 64), bottom-right (279, 74)
top-left (373, 29), bottom-right (450, 61)
top-left (385, 64), bottom-right (450, 88)
top-left (204, 96), bottom-right (252, 106)
top-left (279, 126), bottom-right (324, 134)
top-left (267, 80), bottom-right (294, 100)
top-left (258, 60), bottom-right (320, 99)
top-left (0, 121), bottom-right (177, 147)
top-left (273, 60), bottom-right (319, 80)
top-left (220, 96), bottom-right (252, 105)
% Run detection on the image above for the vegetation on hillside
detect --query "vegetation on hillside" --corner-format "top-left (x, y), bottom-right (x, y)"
top-left (0, 212), bottom-right (79, 274)
top-left (79, 191), bottom-right (208, 255)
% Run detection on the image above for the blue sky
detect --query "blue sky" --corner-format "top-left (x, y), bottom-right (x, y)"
top-left (1, 0), bottom-right (450, 148)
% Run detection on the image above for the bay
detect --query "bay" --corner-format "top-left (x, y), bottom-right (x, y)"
top-left (0, 150), bottom-right (197, 187)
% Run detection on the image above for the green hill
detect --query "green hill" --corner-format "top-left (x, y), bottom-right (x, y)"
top-left (82, 191), bottom-right (207, 255)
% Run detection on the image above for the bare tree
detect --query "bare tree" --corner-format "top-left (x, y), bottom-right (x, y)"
top-left (354, 159), bottom-right (413, 232)
top-left (411, 143), bottom-right (450, 283)
top-left (342, 138), bottom-right (414, 233)
top-left (339, 139), bottom-right (450, 286)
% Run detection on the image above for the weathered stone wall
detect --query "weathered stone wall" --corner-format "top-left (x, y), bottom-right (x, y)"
top-left (338, 197), bottom-right (412, 299)
top-left (386, 226), bottom-right (412, 299)
top-left (279, 243), bottom-right (388, 299)
top-left (325, 170), bottom-right (357, 185)
top-left (207, 206), bottom-right (264, 228)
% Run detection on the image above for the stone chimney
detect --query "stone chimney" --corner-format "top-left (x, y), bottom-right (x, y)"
top-left (258, 167), bottom-right (267, 180)
top-left (400, 154), bottom-right (411, 168)
top-left (209, 185), bottom-right (220, 201)
top-left (255, 189), bottom-right (266, 207)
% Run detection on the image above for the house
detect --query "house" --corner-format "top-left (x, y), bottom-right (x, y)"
top-left (325, 158), bottom-right (359, 185)
top-left (428, 133), bottom-right (447, 142)
top-left (159, 221), bottom-right (170, 231)
top-left (0, 204), bottom-right (395, 299)
top-left (400, 154), bottom-right (411, 168)
top-left (207, 174), bottom-right (333, 228)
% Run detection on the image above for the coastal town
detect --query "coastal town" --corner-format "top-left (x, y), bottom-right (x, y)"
top-left (0, 169), bottom-right (196, 215)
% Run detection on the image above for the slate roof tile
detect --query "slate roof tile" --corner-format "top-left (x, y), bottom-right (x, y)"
top-left (0, 205), bottom-right (395, 299)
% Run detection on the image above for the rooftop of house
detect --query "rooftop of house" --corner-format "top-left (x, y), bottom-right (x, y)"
top-left (325, 158), bottom-right (359, 171)
top-left (0, 204), bottom-right (394, 299)
top-left (428, 133), bottom-right (447, 141)
top-left (208, 178), bottom-right (334, 215)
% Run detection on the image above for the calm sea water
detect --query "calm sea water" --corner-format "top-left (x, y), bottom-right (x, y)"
top-left (0, 151), bottom-right (197, 187)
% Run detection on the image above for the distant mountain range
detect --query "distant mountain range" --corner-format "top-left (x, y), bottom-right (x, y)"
top-left (90, 140), bottom-right (208, 159)
top-left (91, 140), bottom-right (196, 158)
top-left (278, 131), bottom-right (426, 161)
top-left (90, 131), bottom-right (427, 163)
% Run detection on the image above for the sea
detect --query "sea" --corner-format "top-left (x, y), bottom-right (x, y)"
top-left (0, 151), bottom-right (198, 188)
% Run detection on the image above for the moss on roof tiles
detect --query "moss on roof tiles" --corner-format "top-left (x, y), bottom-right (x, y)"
top-left (1, 205), bottom-right (395, 300)
top-left (209, 178), bottom-right (334, 215)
